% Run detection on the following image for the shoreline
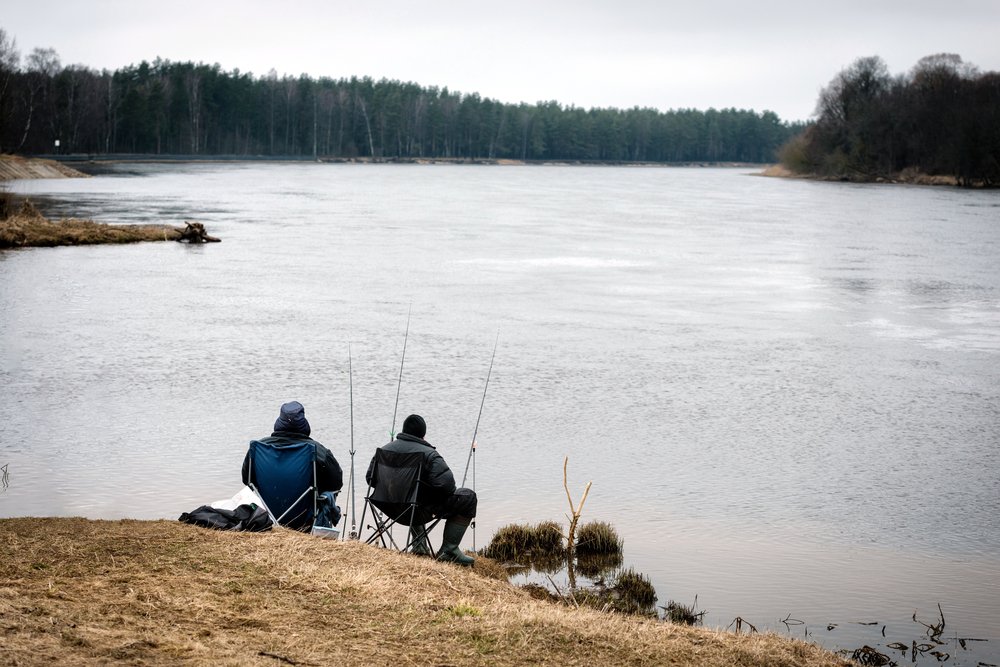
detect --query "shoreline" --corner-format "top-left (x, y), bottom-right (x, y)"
top-left (757, 163), bottom-right (990, 188)
top-left (0, 154), bottom-right (89, 181)
top-left (0, 517), bottom-right (850, 666)
top-left (28, 153), bottom-right (768, 169)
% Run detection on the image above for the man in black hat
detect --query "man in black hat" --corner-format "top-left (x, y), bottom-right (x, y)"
top-left (366, 413), bottom-right (477, 565)
top-left (242, 401), bottom-right (343, 496)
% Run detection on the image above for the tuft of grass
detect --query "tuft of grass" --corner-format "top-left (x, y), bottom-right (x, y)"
top-left (531, 521), bottom-right (564, 557)
top-left (612, 567), bottom-right (658, 615)
top-left (484, 521), bottom-right (564, 562)
top-left (447, 603), bottom-right (482, 618)
top-left (483, 523), bottom-right (534, 561)
top-left (663, 598), bottom-right (707, 626)
top-left (576, 521), bottom-right (623, 557)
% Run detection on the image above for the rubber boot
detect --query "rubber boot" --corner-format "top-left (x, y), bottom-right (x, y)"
top-left (436, 517), bottom-right (474, 566)
top-left (409, 523), bottom-right (431, 556)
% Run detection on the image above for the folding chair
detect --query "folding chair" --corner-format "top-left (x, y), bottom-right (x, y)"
top-left (359, 448), bottom-right (442, 554)
top-left (246, 439), bottom-right (323, 532)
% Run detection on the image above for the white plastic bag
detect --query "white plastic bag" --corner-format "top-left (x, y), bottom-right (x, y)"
top-left (211, 485), bottom-right (265, 511)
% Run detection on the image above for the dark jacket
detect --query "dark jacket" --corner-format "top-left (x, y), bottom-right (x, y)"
top-left (365, 432), bottom-right (456, 506)
top-left (242, 431), bottom-right (343, 494)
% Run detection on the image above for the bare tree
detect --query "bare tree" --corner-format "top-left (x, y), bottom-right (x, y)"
top-left (0, 28), bottom-right (21, 152)
top-left (17, 47), bottom-right (61, 151)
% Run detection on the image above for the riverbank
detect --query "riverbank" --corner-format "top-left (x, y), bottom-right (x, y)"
top-left (758, 164), bottom-right (974, 187)
top-left (37, 153), bottom-right (767, 169)
top-left (0, 154), bottom-right (89, 180)
top-left (0, 518), bottom-right (850, 666)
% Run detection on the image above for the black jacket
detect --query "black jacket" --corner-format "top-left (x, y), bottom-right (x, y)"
top-left (365, 433), bottom-right (456, 505)
top-left (242, 431), bottom-right (343, 494)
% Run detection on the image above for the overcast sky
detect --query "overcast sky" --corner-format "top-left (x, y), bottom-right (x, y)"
top-left (4, 0), bottom-right (999, 122)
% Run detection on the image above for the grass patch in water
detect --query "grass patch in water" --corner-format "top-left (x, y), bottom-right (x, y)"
top-left (575, 520), bottom-right (623, 557)
top-left (610, 567), bottom-right (658, 615)
top-left (484, 521), bottom-right (565, 561)
top-left (663, 597), bottom-right (707, 626)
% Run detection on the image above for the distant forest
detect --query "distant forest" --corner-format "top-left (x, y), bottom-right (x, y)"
top-left (781, 54), bottom-right (1000, 185)
top-left (0, 30), bottom-right (802, 163)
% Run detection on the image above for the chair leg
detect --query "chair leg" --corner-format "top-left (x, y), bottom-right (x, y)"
top-left (408, 524), bottom-right (432, 556)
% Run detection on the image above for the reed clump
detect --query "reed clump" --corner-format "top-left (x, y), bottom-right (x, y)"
top-left (575, 520), bottom-right (623, 556)
top-left (484, 521), bottom-right (565, 561)
top-left (611, 567), bottom-right (658, 615)
top-left (532, 520), bottom-right (564, 556)
top-left (663, 598), bottom-right (707, 626)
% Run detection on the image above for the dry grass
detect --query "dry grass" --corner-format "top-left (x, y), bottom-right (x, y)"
top-left (0, 518), bottom-right (851, 667)
top-left (0, 201), bottom-right (177, 248)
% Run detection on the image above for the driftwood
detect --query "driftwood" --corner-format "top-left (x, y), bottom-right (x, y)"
top-left (173, 221), bottom-right (220, 243)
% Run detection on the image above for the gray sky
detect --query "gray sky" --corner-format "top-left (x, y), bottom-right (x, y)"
top-left (4, 0), bottom-right (999, 122)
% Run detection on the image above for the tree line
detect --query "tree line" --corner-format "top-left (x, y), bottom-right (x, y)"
top-left (0, 29), bottom-right (802, 163)
top-left (780, 54), bottom-right (1000, 186)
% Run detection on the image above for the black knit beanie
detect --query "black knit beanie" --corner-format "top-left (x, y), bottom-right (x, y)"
top-left (402, 414), bottom-right (426, 439)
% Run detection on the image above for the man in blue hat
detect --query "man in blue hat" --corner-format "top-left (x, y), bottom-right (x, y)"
top-left (242, 401), bottom-right (343, 496)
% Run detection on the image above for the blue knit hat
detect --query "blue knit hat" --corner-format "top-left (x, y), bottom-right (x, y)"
top-left (274, 401), bottom-right (311, 436)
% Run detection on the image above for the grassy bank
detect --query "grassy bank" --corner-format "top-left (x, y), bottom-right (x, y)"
top-left (0, 154), bottom-right (89, 181)
top-left (0, 518), bottom-right (850, 666)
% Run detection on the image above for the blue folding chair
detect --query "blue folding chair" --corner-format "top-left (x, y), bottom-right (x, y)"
top-left (246, 439), bottom-right (324, 532)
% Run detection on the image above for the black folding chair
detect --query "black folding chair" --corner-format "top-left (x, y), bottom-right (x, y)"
top-left (359, 448), bottom-right (441, 554)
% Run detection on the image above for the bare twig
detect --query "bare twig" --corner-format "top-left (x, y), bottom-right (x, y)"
top-left (545, 574), bottom-right (578, 608)
top-left (913, 603), bottom-right (946, 642)
top-left (781, 613), bottom-right (805, 627)
top-left (727, 617), bottom-right (758, 634)
top-left (562, 457), bottom-right (592, 591)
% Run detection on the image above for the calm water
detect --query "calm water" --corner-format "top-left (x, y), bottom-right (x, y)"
top-left (2, 163), bottom-right (998, 663)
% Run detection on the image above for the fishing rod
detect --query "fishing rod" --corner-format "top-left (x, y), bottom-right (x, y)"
top-left (461, 330), bottom-right (499, 551)
top-left (461, 330), bottom-right (499, 487)
top-left (347, 342), bottom-right (358, 540)
top-left (389, 305), bottom-right (411, 439)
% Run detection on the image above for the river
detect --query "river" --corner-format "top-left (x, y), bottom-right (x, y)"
top-left (2, 163), bottom-right (998, 664)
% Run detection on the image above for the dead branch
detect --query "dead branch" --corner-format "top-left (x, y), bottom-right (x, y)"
top-left (173, 221), bottom-right (220, 243)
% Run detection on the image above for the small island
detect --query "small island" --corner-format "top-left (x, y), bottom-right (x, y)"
top-left (0, 200), bottom-right (219, 248)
